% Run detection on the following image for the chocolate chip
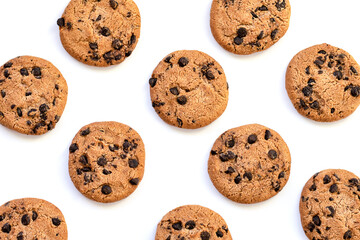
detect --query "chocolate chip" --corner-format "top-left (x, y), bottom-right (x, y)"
top-left (4, 62), bottom-right (12, 68)
top-left (318, 50), bottom-right (327, 54)
top-left (52, 218), bottom-right (61, 226)
top-left (329, 184), bottom-right (338, 193)
top-left (333, 71), bottom-right (343, 80)
top-left (225, 138), bottom-right (235, 148)
top-left (234, 36), bottom-right (243, 45)
top-left (66, 22), bottom-right (72, 30)
top-left (265, 130), bottom-right (272, 140)
top-left (17, 232), bottom-right (24, 240)
top-left (234, 174), bottom-right (242, 184)
top-left (323, 175), bottom-right (331, 184)
top-left (32, 211), bottom-right (38, 221)
top-left (89, 42), bottom-right (98, 50)
top-left (200, 231), bottom-right (210, 240)
top-left (0, 111), bottom-right (3, 118)
top-left (268, 150), bottom-right (278, 159)
top-left (129, 178), bottom-right (139, 185)
top-left (225, 167), bottom-right (235, 174)
top-left (308, 78), bottom-right (316, 86)
top-left (248, 134), bottom-right (257, 144)
top-left (326, 206), bottom-right (335, 217)
top-left (109, 144), bottom-right (119, 152)
top-left (149, 78), bottom-right (157, 87)
top-left (25, 92), bottom-right (32, 96)
top-left (97, 156), bottom-right (107, 166)
top-left (101, 27), bottom-right (111, 36)
top-left (310, 101), bottom-right (320, 110)
top-left (101, 185), bottom-right (112, 195)
top-left (79, 155), bottom-right (88, 165)
top-left (69, 143), bottom-right (79, 153)
top-left (206, 70), bottom-right (215, 80)
top-left (1, 90), bottom-right (5, 98)
top-left (312, 215), bottom-right (321, 226)
top-left (103, 169), bottom-right (112, 175)
top-left (177, 118), bottom-right (183, 127)
top-left (278, 171), bottom-right (285, 179)
top-left (344, 230), bottom-right (352, 239)
top-left (1, 223), bottom-right (11, 233)
top-left (275, 0), bottom-right (286, 11)
top-left (302, 86), bottom-right (313, 97)
top-left (257, 31), bottom-right (264, 40)
top-left (110, 0), bottom-right (118, 9)
top-left (17, 107), bottom-right (23, 117)
top-left (32, 67), bottom-right (41, 78)
top-left (271, 29), bottom-right (278, 40)
top-left (178, 57), bottom-right (189, 67)
top-left (57, 18), bottom-right (65, 27)
top-left (172, 221), bottom-right (182, 230)
top-left (258, 5), bottom-right (268, 11)
top-left (211, 150), bottom-right (217, 155)
top-left (112, 39), bottom-right (122, 50)
top-left (216, 229), bottom-right (224, 238)
top-left (128, 159), bottom-right (139, 168)
top-left (307, 222), bottom-right (315, 232)
top-left (350, 66), bottom-right (358, 75)
top-left (237, 28), bottom-right (247, 38)
top-left (244, 172), bottom-right (253, 181)
top-left (177, 95), bottom-right (187, 105)
top-left (21, 214), bottom-right (30, 225)
top-left (351, 87), bottom-right (360, 97)
top-left (3, 70), bottom-right (10, 78)
top-left (27, 109), bottom-right (37, 117)
top-left (170, 87), bottom-right (180, 95)
top-left (39, 104), bottom-right (49, 113)
top-left (331, 108), bottom-right (335, 113)
top-left (219, 151), bottom-right (236, 162)
top-left (305, 66), bottom-right (310, 75)
top-left (20, 68), bottom-right (29, 76)
top-left (309, 183), bottom-right (317, 191)
top-left (11, 104), bottom-right (15, 109)
top-left (185, 220), bottom-right (195, 230)
top-left (314, 59), bottom-right (324, 68)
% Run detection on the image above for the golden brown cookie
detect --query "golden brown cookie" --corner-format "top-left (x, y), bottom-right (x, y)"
top-left (300, 169), bottom-right (360, 240)
top-left (286, 43), bottom-right (360, 122)
top-left (0, 56), bottom-right (68, 135)
top-left (155, 205), bottom-right (232, 240)
top-left (58, 0), bottom-right (141, 67)
top-left (210, 0), bottom-right (291, 55)
top-left (149, 50), bottom-right (229, 129)
top-left (208, 124), bottom-right (291, 204)
top-left (0, 198), bottom-right (67, 239)
top-left (68, 121), bottom-right (145, 203)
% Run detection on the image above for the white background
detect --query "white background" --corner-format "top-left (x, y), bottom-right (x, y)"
top-left (1, 0), bottom-right (360, 239)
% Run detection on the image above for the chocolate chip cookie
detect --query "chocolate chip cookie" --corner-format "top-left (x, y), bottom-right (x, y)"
top-left (0, 56), bottom-right (68, 135)
top-left (58, 0), bottom-right (141, 67)
top-left (0, 198), bottom-right (67, 239)
top-left (155, 205), bottom-right (232, 240)
top-left (286, 43), bottom-right (360, 122)
top-left (210, 0), bottom-right (291, 55)
top-left (68, 121), bottom-right (145, 203)
top-left (208, 124), bottom-right (291, 204)
top-left (300, 169), bottom-right (360, 240)
top-left (149, 50), bottom-right (229, 129)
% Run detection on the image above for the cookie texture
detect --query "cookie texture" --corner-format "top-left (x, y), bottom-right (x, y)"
top-left (68, 121), bottom-right (145, 203)
top-left (0, 56), bottom-right (68, 135)
top-left (210, 0), bottom-right (291, 55)
top-left (0, 198), bottom-right (67, 239)
top-left (286, 43), bottom-right (360, 122)
top-left (155, 205), bottom-right (232, 240)
top-left (149, 50), bottom-right (229, 129)
top-left (208, 124), bottom-right (291, 204)
top-left (300, 169), bottom-right (360, 240)
top-left (58, 0), bottom-right (141, 67)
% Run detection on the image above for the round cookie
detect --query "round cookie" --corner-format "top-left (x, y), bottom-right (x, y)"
top-left (0, 56), bottom-right (68, 135)
top-left (208, 124), bottom-right (291, 204)
top-left (300, 169), bottom-right (360, 240)
top-left (149, 50), bottom-right (229, 129)
top-left (155, 205), bottom-right (232, 240)
top-left (68, 121), bottom-right (145, 203)
top-left (0, 198), bottom-right (67, 239)
top-left (286, 43), bottom-right (360, 122)
top-left (210, 0), bottom-right (291, 55)
top-left (58, 0), bottom-right (141, 67)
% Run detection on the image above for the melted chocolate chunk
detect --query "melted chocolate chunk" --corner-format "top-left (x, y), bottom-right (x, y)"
top-left (170, 87), bottom-right (179, 95)
top-left (177, 96), bottom-right (187, 105)
top-left (52, 218), bottom-right (61, 226)
top-left (237, 28), bottom-right (247, 38)
top-left (149, 78), bottom-right (157, 87)
top-left (110, 0), bottom-right (118, 9)
top-left (178, 57), bottom-right (189, 67)
top-left (248, 134), bottom-right (257, 144)
top-left (101, 27), bottom-right (111, 36)
top-left (101, 185), bottom-right (112, 195)
top-left (185, 220), bottom-right (195, 230)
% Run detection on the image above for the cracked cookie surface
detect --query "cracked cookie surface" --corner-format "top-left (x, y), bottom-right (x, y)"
top-left (300, 169), bottom-right (360, 240)
top-left (0, 198), bottom-right (67, 239)
top-left (0, 56), bottom-right (68, 135)
top-left (210, 0), bottom-right (291, 55)
top-left (149, 50), bottom-right (229, 129)
top-left (208, 124), bottom-right (291, 204)
top-left (286, 43), bottom-right (360, 122)
top-left (155, 205), bottom-right (232, 240)
top-left (68, 121), bottom-right (145, 203)
top-left (58, 0), bottom-right (141, 67)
